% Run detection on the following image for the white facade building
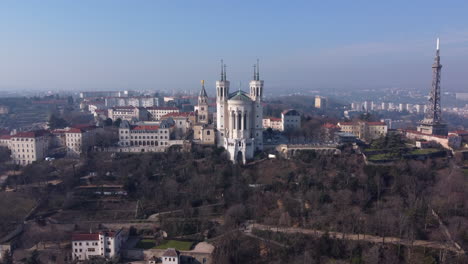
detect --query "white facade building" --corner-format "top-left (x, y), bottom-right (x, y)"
top-left (262, 117), bottom-right (282, 130)
top-left (118, 120), bottom-right (172, 151)
top-left (161, 248), bottom-right (180, 264)
top-left (9, 130), bottom-right (50, 165)
top-left (72, 230), bottom-right (125, 261)
top-left (216, 61), bottom-right (263, 163)
top-left (147, 107), bottom-right (180, 121)
top-left (108, 106), bottom-right (149, 121)
top-left (65, 126), bottom-right (101, 157)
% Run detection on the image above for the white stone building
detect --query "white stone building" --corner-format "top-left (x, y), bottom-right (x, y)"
top-left (262, 117), bottom-right (282, 131)
top-left (338, 121), bottom-right (387, 142)
top-left (108, 106), bottom-right (149, 122)
top-left (161, 248), bottom-right (180, 264)
top-left (105, 96), bottom-right (160, 108)
top-left (118, 120), bottom-right (172, 151)
top-left (65, 126), bottom-right (101, 157)
top-left (216, 61), bottom-right (263, 163)
top-left (9, 130), bottom-right (50, 165)
top-left (147, 106), bottom-right (180, 121)
top-left (71, 229), bottom-right (125, 261)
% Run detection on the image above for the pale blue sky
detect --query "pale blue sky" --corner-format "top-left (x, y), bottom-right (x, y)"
top-left (1, 1), bottom-right (468, 93)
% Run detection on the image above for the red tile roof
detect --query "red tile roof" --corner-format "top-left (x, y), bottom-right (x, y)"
top-left (146, 106), bottom-right (179, 111)
top-left (367, 122), bottom-right (386, 126)
top-left (132, 125), bottom-right (160, 131)
top-left (162, 248), bottom-right (179, 257)
top-left (265, 117), bottom-right (281, 122)
top-left (322, 123), bottom-right (339, 129)
top-left (12, 130), bottom-right (49, 138)
top-left (72, 230), bottom-right (121, 241)
top-left (162, 112), bottom-right (194, 118)
top-left (0, 135), bottom-right (11, 140)
top-left (71, 233), bottom-right (100, 241)
top-left (449, 130), bottom-right (468, 135)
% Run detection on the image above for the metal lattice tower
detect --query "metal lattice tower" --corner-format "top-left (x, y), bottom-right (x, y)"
top-left (423, 38), bottom-right (443, 124)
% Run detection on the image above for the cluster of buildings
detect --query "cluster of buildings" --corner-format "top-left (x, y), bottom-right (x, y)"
top-left (350, 101), bottom-right (427, 114)
top-left (72, 229), bottom-right (125, 261)
top-left (263, 109), bottom-right (301, 132)
top-left (0, 125), bottom-right (104, 165)
top-left (1, 61), bottom-right (308, 165)
top-left (71, 228), bottom-right (213, 263)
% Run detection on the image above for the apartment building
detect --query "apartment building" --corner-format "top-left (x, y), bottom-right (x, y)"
top-left (108, 106), bottom-right (149, 121)
top-left (147, 106), bottom-right (180, 121)
top-left (105, 96), bottom-right (160, 108)
top-left (65, 126), bottom-right (101, 157)
top-left (9, 130), bottom-right (50, 165)
top-left (262, 117), bottom-right (283, 131)
top-left (314, 96), bottom-right (327, 109)
top-left (282, 109), bottom-right (301, 131)
top-left (71, 229), bottom-right (125, 261)
top-left (338, 121), bottom-right (387, 142)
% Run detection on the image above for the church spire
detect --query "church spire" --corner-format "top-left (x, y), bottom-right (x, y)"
top-left (253, 64), bottom-right (257, 80)
top-left (199, 80), bottom-right (208, 98)
top-left (256, 59), bottom-right (260, 81)
top-left (220, 59), bottom-right (224, 81)
top-left (223, 64), bottom-right (227, 81)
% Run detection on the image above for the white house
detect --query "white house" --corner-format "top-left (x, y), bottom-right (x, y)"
top-left (161, 248), bottom-right (179, 264)
top-left (71, 229), bottom-right (125, 261)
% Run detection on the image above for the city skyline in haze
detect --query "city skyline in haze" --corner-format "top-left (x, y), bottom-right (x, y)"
top-left (1, 1), bottom-right (468, 93)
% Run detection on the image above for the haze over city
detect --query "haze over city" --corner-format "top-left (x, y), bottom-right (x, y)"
top-left (1, 0), bottom-right (468, 93)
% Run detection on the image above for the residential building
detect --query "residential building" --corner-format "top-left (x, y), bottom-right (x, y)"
top-left (108, 106), bottom-right (149, 122)
top-left (262, 117), bottom-right (282, 131)
top-left (147, 107), bottom-right (180, 121)
top-left (161, 248), bottom-right (179, 264)
top-left (281, 109), bottom-right (301, 131)
top-left (71, 229), bottom-right (125, 261)
top-left (337, 121), bottom-right (387, 142)
top-left (314, 96), bottom-right (327, 109)
top-left (80, 91), bottom-right (131, 98)
top-left (0, 135), bottom-right (11, 148)
top-left (9, 130), bottom-right (50, 165)
top-left (105, 96), bottom-right (160, 108)
top-left (65, 126), bottom-right (101, 157)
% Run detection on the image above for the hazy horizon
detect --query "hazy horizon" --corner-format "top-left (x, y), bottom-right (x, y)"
top-left (1, 1), bottom-right (468, 93)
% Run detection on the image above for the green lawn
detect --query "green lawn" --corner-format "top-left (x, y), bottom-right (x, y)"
top-left (155, 240), bottom-right (193, 251)
top-left (136, 239), bottom-right (156, 249)
top-left (409, 148), bottom-right (441, 155)
top-left (367, 153), bottom-right (399, 161)
top-left (135, 239), bottom-right (193, 250)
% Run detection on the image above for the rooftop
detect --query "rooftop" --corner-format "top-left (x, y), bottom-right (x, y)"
top-left (162, 248), bottom-right (179, 257)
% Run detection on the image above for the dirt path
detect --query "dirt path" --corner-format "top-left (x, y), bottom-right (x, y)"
top-left (248, 223), bottom-right (465, 254)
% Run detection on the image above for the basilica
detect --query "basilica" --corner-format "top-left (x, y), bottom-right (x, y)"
top-left (212, 61), bottom-right (264, 163)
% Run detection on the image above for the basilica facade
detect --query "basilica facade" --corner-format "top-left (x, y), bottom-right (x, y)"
top-left (215, 61), bottom-right (264, 163)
